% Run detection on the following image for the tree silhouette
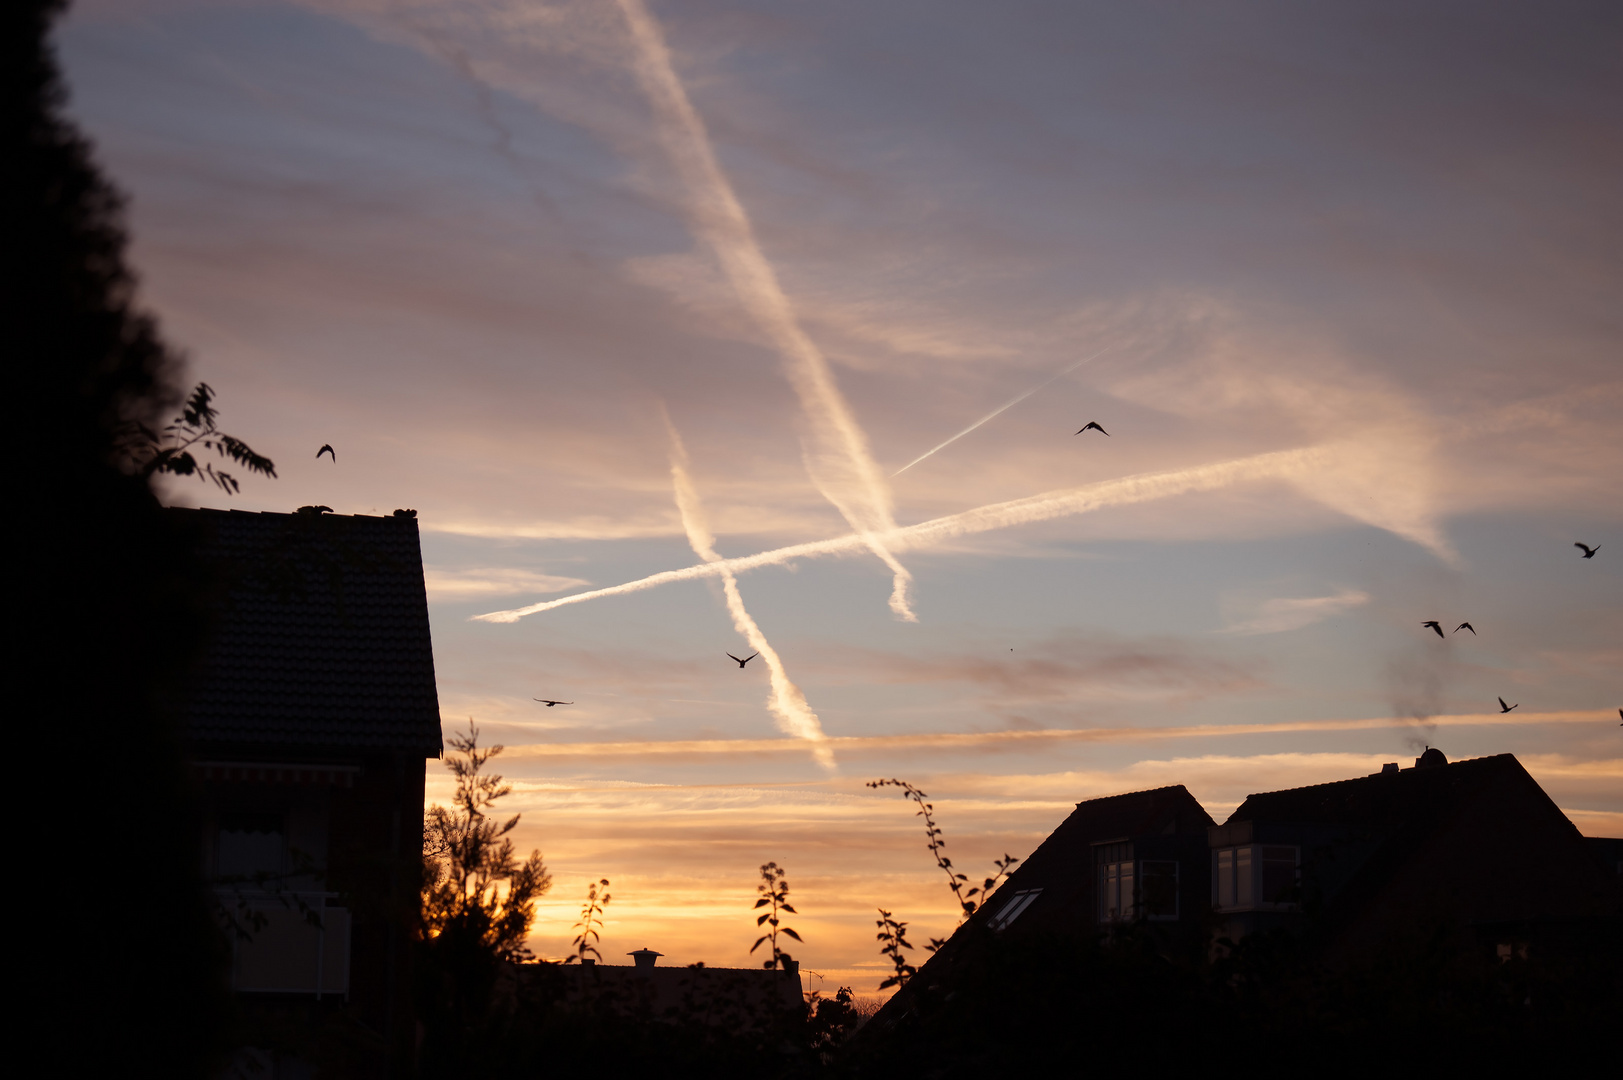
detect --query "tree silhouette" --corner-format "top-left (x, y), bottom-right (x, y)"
top-left (422, 720), bottom-right (552, 961)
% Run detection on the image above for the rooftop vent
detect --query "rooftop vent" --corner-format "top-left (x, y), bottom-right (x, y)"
top-left (1414, 747), bottom-right (1448, 770)
top-left (628, 948), bottom-right (663, 970)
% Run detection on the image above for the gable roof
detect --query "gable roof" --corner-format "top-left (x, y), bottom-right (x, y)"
top-left (170, 507), bottom-right (442, 756)
top-left (867, 785), bottom-right (1213, 1032)
top-left (1225, 753), bottom-right (1551, 832)
top-left (1224, 753), bottom-right (1613, 945)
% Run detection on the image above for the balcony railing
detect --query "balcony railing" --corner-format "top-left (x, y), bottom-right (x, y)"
top-left (220, 890), bottom-right (351, 998)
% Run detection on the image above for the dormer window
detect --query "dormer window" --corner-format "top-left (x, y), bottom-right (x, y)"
top-left (1213, 844), bottom-right (1299, 911)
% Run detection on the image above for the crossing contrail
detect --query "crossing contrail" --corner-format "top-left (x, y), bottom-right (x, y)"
top-left (893, 344), bottom-right (1121, 476)
top-left (665, 416), bottom-right (833, 767)
top-left (615, 0), bottom-right (917, 621)
top-left (474, 445), bottom-right (1325, 623)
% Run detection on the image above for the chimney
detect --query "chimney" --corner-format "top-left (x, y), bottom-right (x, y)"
top-left (1414, 747), bottom-right (1448, 770)
top-left (782, 959), bottom-right (799, 977)
top-left (628, 948), bottom-right (662, 971)
top-left (1381, 763), bottom-right (1399, 774)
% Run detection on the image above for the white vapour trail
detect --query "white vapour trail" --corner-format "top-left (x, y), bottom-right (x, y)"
top-left (892, 345), bottom-right (1121, 476)
top-left (613, 0), bottom-right (916, 621)
top-left (665, 417), bottom-right (834, 767)
top-left (475, 445), bottom-right (1325, 623)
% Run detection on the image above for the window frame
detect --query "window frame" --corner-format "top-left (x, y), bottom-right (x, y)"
top-left (1212, 844), bottom-right (1300, 912)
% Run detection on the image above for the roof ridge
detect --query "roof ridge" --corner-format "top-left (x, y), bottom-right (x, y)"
top-left (1234, 753), bottom-right (1520, 800)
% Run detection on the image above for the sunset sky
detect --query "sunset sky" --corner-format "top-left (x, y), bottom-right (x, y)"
top-left (62, 0), bottom-right (1619, 994)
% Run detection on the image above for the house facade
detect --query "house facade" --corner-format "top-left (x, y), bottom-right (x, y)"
top-left (172, 506), bottom-right (442, 1068)
top-left (868, 750), bottom-right (1619, 1038)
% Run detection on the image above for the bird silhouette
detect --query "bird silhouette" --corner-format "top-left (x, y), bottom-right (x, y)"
top-left (1574, 542), bottom-right (1599, 559)
top-left (1422, 621), bottom-right (1444, 638)
top-left (1497, 697), bottom-right (1518, 713)
top-left (533, 698), bottom-right (573, 707)
top-left (1454, 622), bottom-right (1476, 635)
top-left (1074, 422), bottom-right (1109, 436)
top-left (317, 444), bottom-right (336, 462)
top-left (727, 652), bottom-right (759, 668)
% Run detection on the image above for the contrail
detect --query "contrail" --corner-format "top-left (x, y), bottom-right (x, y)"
top-left (893, 344), bottom-right (1121, 477)
top-left (614, 0), bottom-right (917, 621)
top-left (475, 445), bottom-right (1324, 623)
top-left (665, 414), bottom-right (834, 767)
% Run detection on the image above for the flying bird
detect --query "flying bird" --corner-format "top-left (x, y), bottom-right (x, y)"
top-left (533, 699), bottom-right (573, 707)
top-left (1497, 697), bottom-right (1518, 713)
top-left (1074, 422), bottom-right (1109, 436)
top-left (1574, 542), bottom-right (1600, 559)
top-left (1454, 622), bottom-right (1476, 635)
top-left (1422, 621), bottom-right (1444, 638)
top-left (727, 652), bottom-right (759, 668)
top-left (317, 444), bottom-right (336, 462)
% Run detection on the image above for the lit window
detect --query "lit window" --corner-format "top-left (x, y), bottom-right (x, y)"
top-left (1213, 845), bottom-right (1298, 911)
top-left (987, 888), bottom-right (1041, 931)
top-left (1097, 860), bottom-right (1135, 922)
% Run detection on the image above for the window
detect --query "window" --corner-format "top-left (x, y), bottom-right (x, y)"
top-left (987, 888), bottom-right (1042, 931)
top-left (1140, 861), bottom-right (1179, 919)
top-left (1097, 860), bottom-right (1134, 922)
top-left (217, 812), bottom-right (286, 878)
top-left (1213, 845), bottom-right (1298, 911)
top-left (1259, 846), bottom-right (1299, 905)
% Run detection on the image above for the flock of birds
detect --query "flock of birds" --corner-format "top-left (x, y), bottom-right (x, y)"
top-left (309, 428), bottom-right (1608, 728)
top-left (1423, 542), bottom-right (1608, 719)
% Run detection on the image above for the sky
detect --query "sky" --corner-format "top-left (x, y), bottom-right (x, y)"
top-left (60, 0), bottom-right (1621, 995)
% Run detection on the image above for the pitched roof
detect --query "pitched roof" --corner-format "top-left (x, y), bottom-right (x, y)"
top-left (867, 785), bottom-right (1213, 1031)
top-left (1225, 753), bottom-right (1541, 831)
top-left (170, 507), bottom-right (442, 756)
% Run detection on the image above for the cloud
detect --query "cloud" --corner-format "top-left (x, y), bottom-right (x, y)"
top-left (424, 567), bottom-right (591, 601)
top-left (1222, 589), bottom-right (1370, 635)
top-left (831, 633), bottom-right (1263, 704)
top-left (491, 709), bottom-right (1614, 763)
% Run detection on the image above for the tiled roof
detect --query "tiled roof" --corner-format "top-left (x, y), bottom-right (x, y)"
top-left (170, 507), bottom-right (442, 756)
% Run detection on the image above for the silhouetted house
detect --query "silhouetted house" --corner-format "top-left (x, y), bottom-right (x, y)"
top-left (171, 507), bottom-right (442, 1060)
top-left (871, 785), bottom-right (1215, 1027)
top-left (519, 949), bottom-right (804, 1030)
top-left (1210, 748), bottom-right (1620, 964)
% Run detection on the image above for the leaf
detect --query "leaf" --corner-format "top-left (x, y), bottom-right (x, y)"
top-left (758, 913), bottom-right (771, 926)
top-left (753, 898), bottom-right (770, 908)
top-left (780, 902), bottom-right (797, 914)
top-left (750, 936), bottom-right (768, 952)
top-left (781, 928), bottom-right (802, 941)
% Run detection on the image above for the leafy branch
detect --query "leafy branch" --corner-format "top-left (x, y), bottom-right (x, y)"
top-left (874, 908), bottom-right (916, 990)
top-left (868, 778), bottom-right (1019, 952)
top-left (569, 878), bottom-right (611, 963)
top-left (116, 381), bottom-right (276, 494)
top-left (750, 861), bottom-right (802, 970)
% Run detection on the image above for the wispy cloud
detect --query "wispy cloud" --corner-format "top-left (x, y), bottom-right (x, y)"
top-left (1222, 588), bottom-right (1370, 635)
top-left (664, 413), bottom-right (833, 767)
top-left (613, 0), bottom-right (916, 620)
top-left (493, 709), bottom-right (1614, 761)
top-left (827, 633), bottom-right (1263, 703)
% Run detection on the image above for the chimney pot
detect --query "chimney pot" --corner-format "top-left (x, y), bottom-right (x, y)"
top-left (628, 948), bottom-right (662, 970)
